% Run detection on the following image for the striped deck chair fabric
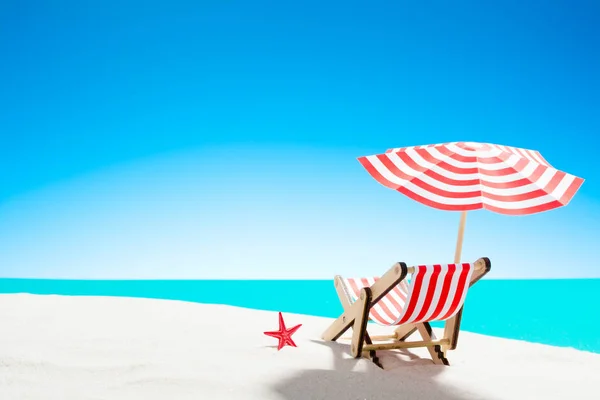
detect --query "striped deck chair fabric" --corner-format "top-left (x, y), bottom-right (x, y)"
top-left (340, 263), bottom-right (474, 326)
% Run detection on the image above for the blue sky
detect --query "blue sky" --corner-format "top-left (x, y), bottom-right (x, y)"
top-left (0, 0), bottom-right (598, 278)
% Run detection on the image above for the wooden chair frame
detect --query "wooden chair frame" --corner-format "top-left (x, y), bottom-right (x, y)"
top-left (321, 257), bottom-right (491, 367)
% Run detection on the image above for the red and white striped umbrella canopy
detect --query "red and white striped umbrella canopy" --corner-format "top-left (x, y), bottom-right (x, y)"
top-left (358, 142), bottom-right (584, 215)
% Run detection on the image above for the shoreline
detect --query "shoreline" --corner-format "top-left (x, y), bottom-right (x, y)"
top-left (0, 290), bottom-right (598, 355)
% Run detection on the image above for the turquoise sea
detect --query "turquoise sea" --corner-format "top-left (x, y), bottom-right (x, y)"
top-left (1, 278), bottom-right (599, 354)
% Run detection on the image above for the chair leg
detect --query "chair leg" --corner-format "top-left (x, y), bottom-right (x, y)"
top-left (322, 287), bottom-right (373, 357)
top-left (350, 288), bottom-right (372, 358)
top-left (322, 306), bottom-right (356, 342)
top-left (443, 307), bottom-right (463, 352)
top-left (361, 332), bottom-right (383, 368)
top-left (417, 322), bottom-right (449, 366)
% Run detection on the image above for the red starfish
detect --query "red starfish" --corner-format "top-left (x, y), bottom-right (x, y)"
top-left (263, 312), bottom-right (302, 350)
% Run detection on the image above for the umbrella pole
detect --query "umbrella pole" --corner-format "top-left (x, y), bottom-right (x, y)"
top-left (453, 211), bottom-right (468, 263)
top-left (443, 210), bottom-right (468, 355)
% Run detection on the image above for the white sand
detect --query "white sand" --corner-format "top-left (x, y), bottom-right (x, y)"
top-left (0, 294), bottom-right (598, 400)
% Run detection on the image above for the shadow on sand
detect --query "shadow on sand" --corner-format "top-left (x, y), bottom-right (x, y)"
top-left (270, 340), bottom-right (480, 400)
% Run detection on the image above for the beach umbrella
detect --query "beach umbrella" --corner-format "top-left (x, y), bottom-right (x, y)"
top-left (358, 141), bottom-right (584, 264)
top-left (357, 141), bottom-right (585, 348)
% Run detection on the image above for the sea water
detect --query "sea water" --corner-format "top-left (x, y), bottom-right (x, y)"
top-left (0, 278), bottom-right (598, 354)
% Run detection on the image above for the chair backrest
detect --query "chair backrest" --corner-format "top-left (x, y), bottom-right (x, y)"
top-left (342, 263), bottom-right (475, 326)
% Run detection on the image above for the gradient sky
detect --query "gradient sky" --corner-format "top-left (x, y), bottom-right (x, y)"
top-left (0, 1), bottom-right (598, 278)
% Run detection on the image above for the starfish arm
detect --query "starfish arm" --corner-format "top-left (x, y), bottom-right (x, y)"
top-left (278, 312), bottom-right (287, 331)
top-left (277, 337), bottom-right (286, 350)
top-left (286, 324), bottom-right (302, 335)
top-left (264, 331), bottom-right (283, 338)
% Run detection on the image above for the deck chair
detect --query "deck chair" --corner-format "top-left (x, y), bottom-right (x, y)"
top-left (321, 257), bottom-right (491, 367)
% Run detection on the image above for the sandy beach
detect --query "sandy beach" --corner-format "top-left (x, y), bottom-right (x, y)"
top-left (0, 294), bottom-right (598, 400)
